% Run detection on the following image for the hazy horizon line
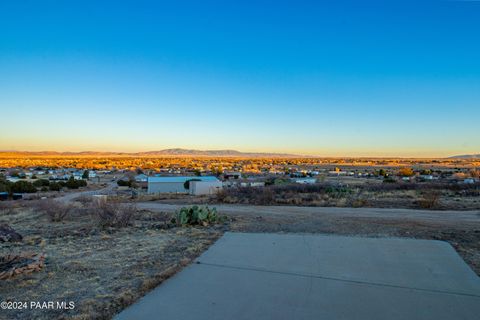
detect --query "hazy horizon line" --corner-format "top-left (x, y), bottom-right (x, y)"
top-left (1, 148), bottom-right (478, 159)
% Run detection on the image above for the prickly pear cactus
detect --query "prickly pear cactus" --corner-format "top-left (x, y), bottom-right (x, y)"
top-left (197, 207), bottom-right (208, 221)
top-left (175, 205), bottom-right (220, 226)
top-left (177, 208), bottom-right (189, 225)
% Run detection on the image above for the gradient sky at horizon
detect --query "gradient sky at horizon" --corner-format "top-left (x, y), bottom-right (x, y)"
top-left (1, 0), bottom-right (479, 157)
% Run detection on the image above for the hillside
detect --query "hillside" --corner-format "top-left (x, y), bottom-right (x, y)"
top-left (0, 149), bottom-right (299, 158)
top-left (449, 154), bottom-right (480, 159)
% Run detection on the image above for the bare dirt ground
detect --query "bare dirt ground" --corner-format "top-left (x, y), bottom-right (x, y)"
top-left (0, 205), bottom-right (224, 320)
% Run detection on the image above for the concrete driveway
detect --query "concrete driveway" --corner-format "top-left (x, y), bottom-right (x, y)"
top-left (115, 233), bottom-right (480, 320)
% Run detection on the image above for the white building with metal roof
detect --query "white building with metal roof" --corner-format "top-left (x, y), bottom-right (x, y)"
top-left (147, 176), bottom-right (220, 194)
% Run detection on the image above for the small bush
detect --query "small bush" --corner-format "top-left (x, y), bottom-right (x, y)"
top-left (36, 199), bottom-right (73, 222)
top-left (65, 177), bottom-right (87, 189)
top-left (33, 179), bottom-right (50, 187)
top-left (91, 201), bottom-right (137, 228)
top-left (417, 191), bottom-right (441, 209)
top-left (49, 182), bottom-right (62, 191)
top-left (398, 167), bottom-right (415, 177)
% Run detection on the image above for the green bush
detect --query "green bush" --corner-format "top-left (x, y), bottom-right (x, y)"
top-left (117, 179), bottom-right (131, 187)
top-left (383, 176), bottom-right (396, 183)
top-left (33, 179), bottom-right (50, 187)
top-left (65, 176), bottom-right (87, 189)
top-left (117, 179), bottom-right (138, 188)
top-left (11, 181), bottom-right (37, 193)
top-left (49, 182), bottom-right (62, 191)
top-left (325, 186), bottom-right (352, 198)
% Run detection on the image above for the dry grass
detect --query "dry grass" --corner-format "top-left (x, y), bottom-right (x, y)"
top-left (0, 203), bottom-right (224, 319)
top-left (34, 199), bottom-right (73, 222)
top-left (90, 201), bottom-right (137, 228)
top-left (417, 191), bottom-right (441, 209)
top-left (214, 182), bottom-right (480, 210)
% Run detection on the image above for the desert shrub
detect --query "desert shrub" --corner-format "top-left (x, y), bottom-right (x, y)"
top-left (35, 199), bottom-right (73, 222)
top-left (33, 179), bottom-right (50, 187)
top-left (75, 195), bottom-right (93, 204)
top-left (383, 176), bottom-right (396, 183)
top-left (0, 182), bottom-right (9, 193)
top-left (172, 205), bottom-right (220, 226)
top-left (91, 201), bottom-right (137, 228)
top-left (417, 191), bottom-right (441, 209)
top-left (0, 223), bottom-right (23, 242)
top-left (65, 177), bottom-right (87, 189)
top-left (117, 180), bottom-right (130, 187)
top-left (325, 186), bottom-right (353, 198)
top-left (470, 169), bottom-right (480, 179)
top-left (348, 197), bottom-right (370, 208)
top-left (398, 167), bottom-right (415, 177)
top-left (11, 181), bottom-right (37, 193)
top-left (0, 201), bottom-right (16, 215)
top-left (49, 182), bottom-right (62, 191)
top-left (117, 179), bottom-right (138, 188)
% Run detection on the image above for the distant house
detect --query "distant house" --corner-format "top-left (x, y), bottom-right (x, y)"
top-left (223, 172), bottom-right (242, 180)
top-left (72, 172), bottom-right (83, 180)
top-left (239, 182), bottom-right (266, 188)
top-left (147, 176), bottom-right (220, 194)
top-left (6, 176), bottom-right (20, 183)
top-left (328, 171), bottom-right (347, 176)
top-left (293, 178), bottom-right (317, 184)
top-left (419, 175), bottom-right (434, 181)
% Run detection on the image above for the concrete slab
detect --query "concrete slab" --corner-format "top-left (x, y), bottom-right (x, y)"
top-left (115, 233), bottom-right (480, 320)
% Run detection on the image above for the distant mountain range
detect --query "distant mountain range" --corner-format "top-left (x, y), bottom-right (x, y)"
top-left (449, 154), bottom-right (480, 159)
top-left (0, 148), bottom-right (299, 158)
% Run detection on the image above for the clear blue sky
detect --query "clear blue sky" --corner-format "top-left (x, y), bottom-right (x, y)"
top-left (1, 0), bottom-right (479, 157)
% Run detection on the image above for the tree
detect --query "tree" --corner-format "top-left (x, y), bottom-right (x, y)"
top-left (11, 181), bottom-right (37, 193)
top-left (65, 176), bottom-right (87, 189)
top-left (82, 170), bottom-right (89, 180)
top-left (33, 179), bottom-right (50, 187)
top-left (49, 182), bottom-right (61, 191)
top-left (398, 167), bottom-right (414, 177)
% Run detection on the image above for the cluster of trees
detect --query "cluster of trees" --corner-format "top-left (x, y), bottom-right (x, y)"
top-left (117, 179), bottom-right (138, 188)
top-left (0, 175), bottom-right (87, 195)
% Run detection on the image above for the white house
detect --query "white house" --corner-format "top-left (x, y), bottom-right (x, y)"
top-left (293, 178), bottom-right (317, 184)
top-left (189, 180), bottom-right (223, 195)
top-left (239, 182), bottom-right (266, 188)
top-left (147, 176), bottom-right (220, 194)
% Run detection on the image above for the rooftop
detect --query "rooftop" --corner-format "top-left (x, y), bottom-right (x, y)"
top-left (148, 176), bottom-right (219, 183)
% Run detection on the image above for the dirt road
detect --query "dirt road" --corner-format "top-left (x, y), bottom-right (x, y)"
top-left (55, 181), bottom-right (118, 202)
top-left (137, 202), bottom-right (480, 226)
